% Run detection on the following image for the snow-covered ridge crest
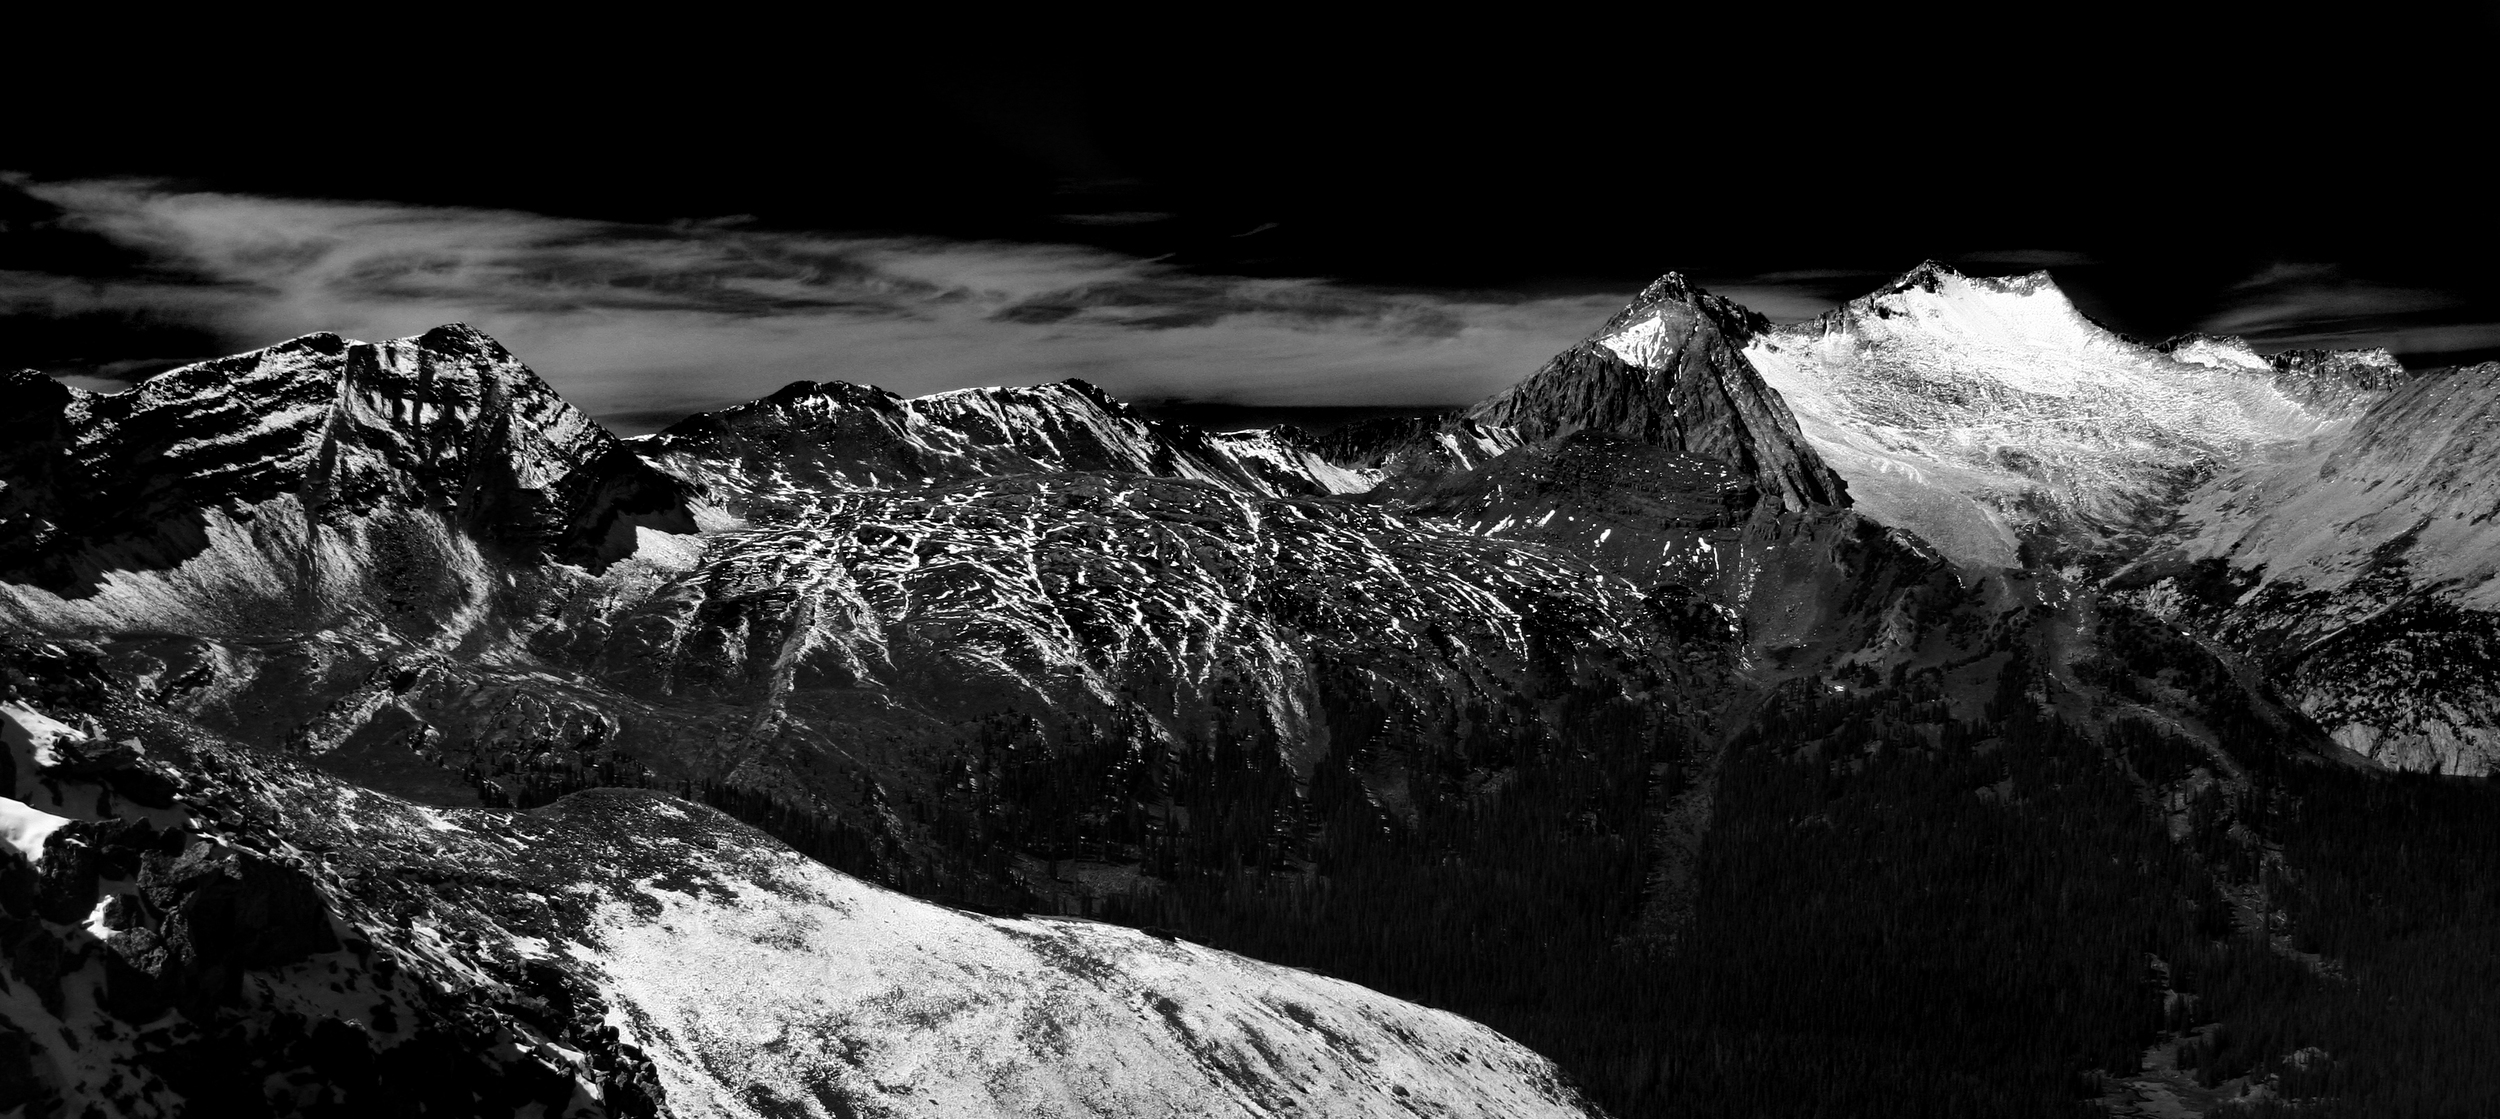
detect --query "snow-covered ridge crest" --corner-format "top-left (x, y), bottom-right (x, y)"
top-left (1794, 260), bottom-right (2131, 386)
top-left (1745, 261), bottom-right (2371, 567)
top-left (2157, 333), bottom-right (2409, 415)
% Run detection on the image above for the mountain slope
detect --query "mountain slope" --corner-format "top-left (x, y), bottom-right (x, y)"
top-left (1467, 273), bottom-right (1847, 512)
top-left (0, 652), bottom-right (1604, 1119)
top-left (2158, 333), bottom-right (2409, 415)
top-left (0, 328), bottom-right (1709, 916)
top-left (2115, 361), bottom-right (2500, 773)
top-left (0, 325), bottom-right (696, 632)
top-left (12, 275), bottom-right (2493, 1119)
top-left (1743, 262), bottom-right (2366, 568)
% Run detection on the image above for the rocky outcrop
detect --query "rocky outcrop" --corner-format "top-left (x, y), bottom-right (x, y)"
top-left (1468, 274), bottom-right (1848, 511)
top-left (1, 642), bottom-right (670, 1118)
top-left (633, 377), bottom-right (1378, 512)
top-left (0, 326), bottom-right (696, 600)
top-left (2264, 345), bottom-right (2410, 414)
top-left (1305, 412), bottom-right (1521, 486)
top-left (2159, 332), bottom-right (2409, 416)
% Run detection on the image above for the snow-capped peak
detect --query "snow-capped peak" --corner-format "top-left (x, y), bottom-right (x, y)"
top-left (1806, 262), bottom-right (2122, 381)
top-left (1745, 264), bottom-right (2360, 568)
top-left (1595, 271), bottom-right (1774, 346)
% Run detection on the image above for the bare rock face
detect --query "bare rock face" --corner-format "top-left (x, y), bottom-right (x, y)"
top-left (1304, 412), bottom-right (1522, 488)
top-left (2264, 346), bottom-right (2412, 414)
top-left (1468, 273), bottom-right (1849, 512)
top-left (633, 377), bottom-right (1380, 511)
top-left (0, 325), bottom-right (1733, 916)
top-left (0, 325), bottom-right (696, 600)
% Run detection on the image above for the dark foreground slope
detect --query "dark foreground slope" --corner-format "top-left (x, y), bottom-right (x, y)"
top-left (0, 640), bottom-right (1603, 1118)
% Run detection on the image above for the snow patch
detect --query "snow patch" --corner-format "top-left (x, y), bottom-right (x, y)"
top-left (1, 798), bottom-right (73, 866)
top-left (2, 701), bottom-right (86, 769)
top-left (1598, 314), bottom-right (1675, 368)
top-left (2166, 335), bottom-right (2272, 374)
top-left (629, 526), bottom-right (708, 571)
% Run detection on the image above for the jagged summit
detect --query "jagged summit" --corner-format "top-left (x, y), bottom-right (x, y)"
top-left (0, 325), bottom-right (696, 608)
top-left (636, 375), bottom-right (1383, 505)
top-left (1467, 273), bottom-right (1848, 511)
top-left (1796, 261), bottom-right (2120, 361)
top-left (2158, 333), bottom-right (2408, 414)
top-left (2266, 345), bottom-right (2410, 413)
top-left (1878, 260), bottom-right (2063, 298)
top-left (1592, 271), bottom-right (1773, 341)
top-left (1889, 259), bottom-right (1962, 288)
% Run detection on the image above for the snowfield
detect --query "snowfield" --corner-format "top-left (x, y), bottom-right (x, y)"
top-left (1744, 263), bottom-right (2357, 567)
top-left (577, 797), bottom-right (1595, 1119)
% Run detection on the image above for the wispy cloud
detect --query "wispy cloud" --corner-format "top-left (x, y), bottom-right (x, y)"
top-left (2198, 262), bottom-right (2500, 359)
top-left (2, 179), bottom-right (1629, 428)
top-left (1953, 249), bottom-right (2099, 268)
top-left (1701, 269), bottom-right (1893, 324)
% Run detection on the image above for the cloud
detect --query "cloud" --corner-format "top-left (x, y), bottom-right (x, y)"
top-left (1700, 269), bottom-right (1897, 324)
top-left (1052, 212), bottom-right (1175, 226)
top-left (1952, 249), bottom-right (2099, 268)
top-left (2, 179), bottom-right (1627, 429)
top-left (1700, 283), bottom-right (1862, 324)
top-left (2196, 262), bottom-right (2500, 359)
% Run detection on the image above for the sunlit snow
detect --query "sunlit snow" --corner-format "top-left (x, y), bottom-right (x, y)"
top-left (1746, 264), bottom-right (2347, 567)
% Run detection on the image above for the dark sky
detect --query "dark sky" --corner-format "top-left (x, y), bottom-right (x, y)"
top-left (8, 11), bottom-right (2499, 417)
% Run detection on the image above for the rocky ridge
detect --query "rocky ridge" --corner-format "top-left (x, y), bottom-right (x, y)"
top-left (630, 377), bottom-right (1393, 511)
top-left (1467, 273), bottom-right (1849, 512)
top-left (0, 325), bottom-right (696, 633)
top-left (2158, 332), bottom-right (2410, 416)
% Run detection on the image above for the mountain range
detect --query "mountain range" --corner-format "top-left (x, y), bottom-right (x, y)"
top-left (6, 262), bottom-right (2497, 1117)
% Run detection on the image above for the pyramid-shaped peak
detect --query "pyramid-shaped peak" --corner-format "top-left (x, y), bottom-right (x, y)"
top-left (1886, 260), bottom-right (1967, 290)
top-left (1597, 272), bottom-right (1772, 343)
top-left (1629, 271), bottom-right (1708, 307)
top-left (1471, 273), bottom-right (1846, 511)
